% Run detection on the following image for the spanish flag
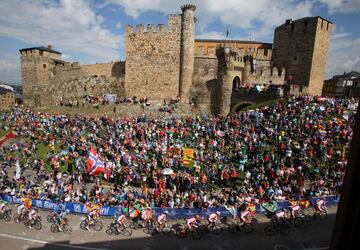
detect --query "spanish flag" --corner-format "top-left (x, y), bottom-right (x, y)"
top-left (183, 148), bottom-right (194, 166)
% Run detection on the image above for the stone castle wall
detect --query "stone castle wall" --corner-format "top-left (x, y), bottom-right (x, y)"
top-left (308, 19), bottom-right (332, 95)
top-left (272, 17), bottom-right (332, 95)
top-left (125, 15), bottom-right (182, 99)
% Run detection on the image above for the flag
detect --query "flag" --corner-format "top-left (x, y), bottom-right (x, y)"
top-left (183, 148), bottom-right (194, 166)
top-left (0, 131), bottom-right (18, 147)
top-left (226, 27), bottom-right (229, 38)
top-left (87, 147), bottom-right (105, 176)
top-left (104, 168), bottom-right (111, 181)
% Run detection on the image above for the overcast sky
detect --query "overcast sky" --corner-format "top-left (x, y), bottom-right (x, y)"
top-left (0, 0), bottom-right (359, 84)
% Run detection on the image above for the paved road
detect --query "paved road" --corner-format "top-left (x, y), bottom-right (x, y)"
top-left (0, 205), bottom-right (337, 250)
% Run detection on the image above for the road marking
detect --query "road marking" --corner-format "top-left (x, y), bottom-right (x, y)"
top-left (0, 233), bottom-right (109, 250)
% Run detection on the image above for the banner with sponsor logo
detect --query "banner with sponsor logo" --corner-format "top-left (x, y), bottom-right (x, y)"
top-left (0, 194), bottom-right (339, 218)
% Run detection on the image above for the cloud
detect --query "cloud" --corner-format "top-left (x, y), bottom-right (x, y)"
top-left (0, 59), bottom-right (20, 83)
top-left (116, 21), bottom-right (122, 29)
top-left (197, 31), bottom-right (226, 40)
top-left (104, 0), bottom-right (313, 37)
top-left (326, 26), bottom-right (360, 78)
top-left (318, 0), bottom-right (360, 14)
top-left (0, 0), bottom-right (121, 62)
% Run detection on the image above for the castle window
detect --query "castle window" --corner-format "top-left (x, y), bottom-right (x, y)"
top-left (327, 22), bottom-right (330, 31)
top-left (321, 20), bottom-right (324, 29)
top-left (293, 57), bottom-right (297, 61)
top-left (264, 49), bottom-right (268, 57)
top-left (39, 51), bottom-right (43, 56)
top-left (291, 23), bottom-right (294, 31)
top-left (304, 20), bottom-right (308, 27)
top-left (43, 64), bottom-right (46, 68)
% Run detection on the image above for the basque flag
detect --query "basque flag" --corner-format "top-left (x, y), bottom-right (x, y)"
top-left (87, 146), bottom-right (105, 176)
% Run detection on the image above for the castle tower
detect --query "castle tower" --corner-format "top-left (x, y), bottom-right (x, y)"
top-left (19, 45), bottom-right (62, 106)
top-left (179, 4), bottom-right (196, 102)
top-left (272, 17), bottom-right (332, 96)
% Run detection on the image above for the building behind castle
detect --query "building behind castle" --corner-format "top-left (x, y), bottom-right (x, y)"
top-left (19, 4), bottom-right (332, 115)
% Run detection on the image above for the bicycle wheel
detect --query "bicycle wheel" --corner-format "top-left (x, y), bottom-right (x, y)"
top-left (279, 224), bottom-right (290, 235)
top-left (176, 228), bottom-right (187, 239)
top-left (47, 214), bottom-right (54, 223)
top-left (34, 221), bottom-right (42, 230)
top-left (50, 224), bottom-right (58, 233)
top-left (13, 213), bottom-right (20, 223)
top-left (92, 221), bottom-right (103, 231)
top-left (228, 223), bottom-right (238, 233)
top-left (0, 213), bottom-right (3, 220)
top-left (318, 211), bottom-right (327, 221)
top-left (294, 217), bottom-right (304, 227)
top-left (162, 226), bottom-right (172, 235)
top-left (191, 229), bottom-right (202, 240)
top-left (264, 225), bottom-right (276, 236)
top-left (106, 227), bottom-right (115, 236)
top-left (63, 225), bottom-right (72, 234)
top-left (80, 220), bottom-right (87, 230)
top-left (123, 226), bottom-right (133, 236)
top-left (210, 224), bottom-right (223, 235)
top-left (242, 223), bottom-right (254, 234)
top-left (305, 214), bottom-right (313, 222)
top-left (4, 213), bottom-right (11, 222)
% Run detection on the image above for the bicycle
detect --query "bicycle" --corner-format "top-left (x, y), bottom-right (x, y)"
top-left (106, 220), bottom-right (133, 237)
top-left (264, 216), bottom-right (290, 236)
top-left (13, 210), bottom-right (29, 223)
top-left (47, 212), bottom-right (59, 223)
top-left (176, 224), bottom-right (202, 240)
top-left (0, 209), bottom-right (12, 222)
top-left (228, 220), bottom-right (255, 234)
top-left (80, 217), bottom-right (103, 231)
top-left (305, 208), bottom-right (327, 222)
top-left (50, 220), bottom-right (72, 234)
top-left (24, 215), bottom-right (42, 230)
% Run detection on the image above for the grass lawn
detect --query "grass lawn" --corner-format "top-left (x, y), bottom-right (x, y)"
top-left (242, 98), bottom-right (286, 111)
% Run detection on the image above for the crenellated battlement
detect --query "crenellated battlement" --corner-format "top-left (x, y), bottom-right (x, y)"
top-left (181, 4), bottom-right (196, 11)
top-left (126, 15), bottom-right (182, 36)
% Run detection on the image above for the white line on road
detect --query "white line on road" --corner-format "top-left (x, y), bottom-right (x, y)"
top-left (0, 233), bottom-right (109, 250)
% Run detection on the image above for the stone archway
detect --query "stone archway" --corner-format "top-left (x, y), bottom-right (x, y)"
top-left (232, 76), bottom-right (241, 90)
top-left (230, 101), bottom-right (254, 114)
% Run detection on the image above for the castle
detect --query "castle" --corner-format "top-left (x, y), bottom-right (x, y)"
top-left (20, 4), bottom-right (332, 115)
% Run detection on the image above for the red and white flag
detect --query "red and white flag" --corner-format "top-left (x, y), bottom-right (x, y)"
top-left (0, 131), bottom-right (18, 147)
top-left (87, 147), bottom-right (105, 176)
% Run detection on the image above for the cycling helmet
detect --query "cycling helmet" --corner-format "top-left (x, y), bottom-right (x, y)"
top-left (66, 209), bottom-right (70, 214)
top-left (216, 211), bottom-right (221, 216)
top-left (164, 211), bottom-right (169, 215)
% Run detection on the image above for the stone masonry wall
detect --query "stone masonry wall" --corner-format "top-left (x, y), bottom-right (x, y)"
top-left (191, 57), bottom-right (219, 114)
top-left (308, 20), bottom-right (332, 96)
top-left (81, 62), bottom-right (116, 78)
top-left (272, 17), bottom-right (331, 95)
top-left (125, 15), bottom-right (182, 99)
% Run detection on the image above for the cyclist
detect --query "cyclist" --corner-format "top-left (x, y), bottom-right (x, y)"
top-left (116, 213), bottom-right (127, 233)
top-left (208, 211), bottom-right (221, 226)
top-left (57, 209), bottom-right (70, 231)
top-left (28, 208), bottom-right (39, 228)
top-left (186, 214), bottom-right (201, 230)
top-left (157, 211), bottom-right (169, 232)
top-left (0, 201), bottom-right (8, 215)
top-left (314, 196), bottom-right (327, 214)
top-left (141, 207), bottom-right (152, 227)
top-left (86, 207), bottom-right (99, 231)
top-left (289, 199), bottom-right (301, 218)
top-left (239, 204), bottom-right (251, 224)
top-left (17, 203), bottom-right (27, 218)
top-left (274, 208), bottom-right (287, 224)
